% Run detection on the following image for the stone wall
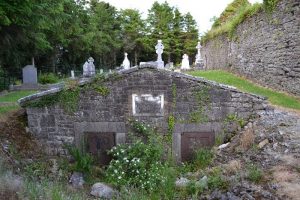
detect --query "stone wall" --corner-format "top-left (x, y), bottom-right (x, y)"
top-left (201, 0), bottom-right (300, 96)
top-left (21, 66), bottom-right (268, 162)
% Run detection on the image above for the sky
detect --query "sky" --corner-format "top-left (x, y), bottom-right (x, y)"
top-left (103, 0), bottom-right (263, 35)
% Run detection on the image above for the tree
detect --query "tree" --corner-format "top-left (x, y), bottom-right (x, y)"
top-left (170, 8), bottom-right (184, 64)
top-left (86, 1), bottom-right (121, 68)
top-left (182, 12), bottom-right (199, 64)
top-left (146, 1), bottom-right (174, 62)
top-left (119, 9), bottom-right (146, 66)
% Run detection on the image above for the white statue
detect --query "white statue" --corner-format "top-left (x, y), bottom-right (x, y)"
top-left (122, 52), bottom-right (130, 69)
top-left (83, 57), bottom-right (95, 77)
top-left (181, 54), bottom-right (190, 70)
top-left (71, 70), bottom-right (75, 79)
top-left (195, 42), bottom-right (203, 64)
top-left (155, 40), bottom-right (164, 68)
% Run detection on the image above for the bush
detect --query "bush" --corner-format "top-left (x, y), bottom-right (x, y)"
top-left (247, 164), bottom-right (263, 183)
top-left (106, 140), bottom-right (166, 191)
top-left (186, 180), bottom-right (204, 197)
top-left (202, 2), bottom-right (263, 44)
top-left (106, 121), bottom-right (167, 191)
top-left (38, 73), bottom-right (60, 84)
top-left (193, 148), bottom-right (214, 169)
top-left (68, 146), bottom-right (93, 174)
top-left (208, 167), bottom-right (229, 190)
top-left (263, 0), bottom-right (279, 12)
top-left (24, 160), bottom-right (49, 179)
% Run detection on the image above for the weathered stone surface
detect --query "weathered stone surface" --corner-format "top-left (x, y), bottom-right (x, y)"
top-left (201, 0), bottom-right (300, 96)
top-left (90, 182), bottom-right (116, 199)
top-left (69, 172), bottom-right (85, 188)
top-left (175, 177), bottom-right (190, 187)
top-left (22, 65), bottom-right (37, 84)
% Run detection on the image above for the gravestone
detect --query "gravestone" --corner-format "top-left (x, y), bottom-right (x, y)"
top-left (195, 42), bottom-right (204, 69)
top-left (71, 70), bottom-right (75, 79)
top-left (181, 54), bottom-right (190, 70)
top-left (122, 52), bottom-right (130, 70)
top-left (155, 40), bottom-right (164, 68)
top-left (100, 69), bottom-right (104, 74)
top-left (83, 57), bottom-right (95, 77)
top-left (165, 62), bottom-right (174, 69)
top-left (22, 65), bottom-right (37, 84)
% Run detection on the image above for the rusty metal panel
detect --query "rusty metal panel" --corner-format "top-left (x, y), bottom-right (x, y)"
top-left (86, 132), bottom-right (115, 165)
top-left (181, 132), bottom-right (215, 162)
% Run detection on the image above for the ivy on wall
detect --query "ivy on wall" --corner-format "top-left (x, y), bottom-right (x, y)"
top-left (188, 86), bottom-right (212, 123)
top-left (24, 74), bottom-right (119, 113)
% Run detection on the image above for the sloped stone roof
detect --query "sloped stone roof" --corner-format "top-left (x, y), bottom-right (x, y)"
top-left (18, 65), bottom-right (266, 106)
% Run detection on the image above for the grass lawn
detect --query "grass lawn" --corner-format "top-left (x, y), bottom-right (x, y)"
top-left (188, 70), bottom-right (300, 110)
top-left (0, 91), bottom-right (37, 116)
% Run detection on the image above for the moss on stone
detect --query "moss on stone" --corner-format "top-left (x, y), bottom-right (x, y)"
top-left (188, 86), bottom-right (211, 123)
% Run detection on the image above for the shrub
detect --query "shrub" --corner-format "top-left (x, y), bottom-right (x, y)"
top-left (239, 127), bottom-right (255, 151)
top-left (38, 73), bottom-right (60, 84)
top-left (106, 121), bottom-right (167, 191)
top-left (186, 180), bottom-right (204, 197)
top-left (21, 179), bottom-right (86, 200)
top-left (208, 167), bottom-right (229, 190)
top-left (106, 140), bottom-right (166, 191)
top-left (67, 146), bottom-right (93, 174)
top-left (202, 2), bottom-right (263, 44)
top-left (247, 164), bottom-right (263, 183)
top-left (193, 148), bottom-right (214, 169)
top-left (263, 0), bottom-right (279, 12)
top-left (24, 160), bottom-right (49, 179)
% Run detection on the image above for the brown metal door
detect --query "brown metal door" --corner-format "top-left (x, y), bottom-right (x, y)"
top-left (181, 132), bottom-right (214, 162)
top-left (86, 132), bottom-right (115, 165)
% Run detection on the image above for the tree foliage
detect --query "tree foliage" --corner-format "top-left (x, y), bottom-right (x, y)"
top-left (0, 0), bottom-right (199, 75)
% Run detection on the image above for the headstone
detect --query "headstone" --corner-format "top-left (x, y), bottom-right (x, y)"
top-left (165, 62), bottom-right (174, 69)
top-left (71, 70), bottom-right (75, 79)
top-left (22, 65), bottom-right (37, 84)
top-left (155, 40), bottom-right (164, 68)
top-left (100, 69), bottom-right (104, 74)
top-left (122, 52), bottom-right (130, 70)
top-left (83, 57), bottom-right (95, 77)
top-left (195, 42), bottom-right (204, 69)
top-left (181, 54), bottom-right (190, 70)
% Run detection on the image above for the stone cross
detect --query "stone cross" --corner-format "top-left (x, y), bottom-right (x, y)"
top-left (195, 42), bottom-right (203, 64)
top-left (155, 40), bottom-right (164, 68)
top-left (122, 52), bottom-right (130, 70)
top-left (181, 54), bottom-right (190, 70)
top-left (83, 57), bottom-right (96, 77)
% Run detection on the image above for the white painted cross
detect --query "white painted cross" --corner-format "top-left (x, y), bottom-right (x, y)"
top-left (155, 40), bottom-right (164, 68)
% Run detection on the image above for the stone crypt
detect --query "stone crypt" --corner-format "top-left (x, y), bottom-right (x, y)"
top-left (19, 65), bottom-right (268, 164)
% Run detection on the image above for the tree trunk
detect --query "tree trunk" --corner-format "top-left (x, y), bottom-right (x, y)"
top-left (113, 51), bottom-right (116, 67)
top-left (32, 57), bottom-right (35, 66)
top-left (134, 51), bottom-right (138, 66)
